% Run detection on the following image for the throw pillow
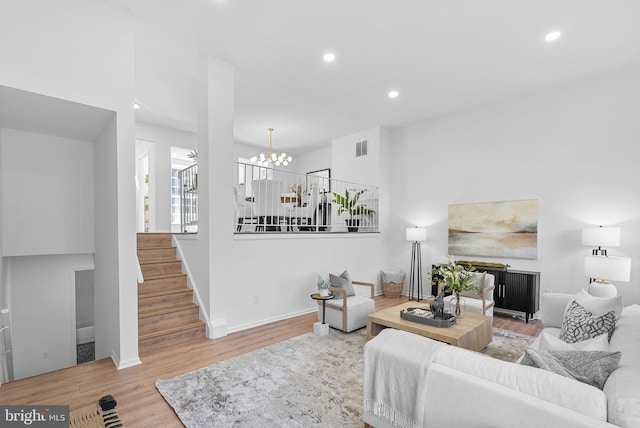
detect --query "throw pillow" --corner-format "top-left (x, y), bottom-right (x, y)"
top-left (538, 332), bottom-right (609, 352)
top-left (520, 347), bottom-right (621, 390)
top-left (329, 270), bottom-right (355, 297)
top-left (559, 301), bottom-right (616, 344)
top-left (568, 288), bottom-right (624, 320)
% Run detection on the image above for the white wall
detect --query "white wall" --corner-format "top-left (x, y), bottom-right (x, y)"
top-left (227, 235), bottom-right (384, 332)
top-left (93, 115), bottom-right (121, 363)
top-left (9, 253), bottom-right (93, 380)
top-left (0, 129), bottom-right (4, 308)
top-left (387, 62), bottom-right (640, 305)
top-left (288, 146), bottom-right (332, 177)
top-left (1, 128), bottom-right (94, 256)
top-left (332, 127), bottom-right (382, 187)
top-left (136, 123), bottom-right (197, 232)
top-left (75, 269), bottom-right (94, 327)
top-left (0, 0), bottom-right (138, 369)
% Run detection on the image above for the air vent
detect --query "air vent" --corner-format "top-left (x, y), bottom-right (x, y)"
top-left (356, 140), bottom-right (368, 157)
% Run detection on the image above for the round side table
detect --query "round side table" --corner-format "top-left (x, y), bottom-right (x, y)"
top-left (311, 293), bottom-right (335, 336)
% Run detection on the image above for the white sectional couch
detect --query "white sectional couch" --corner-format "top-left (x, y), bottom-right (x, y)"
top-left (363, 291), bottom-right (640, 428)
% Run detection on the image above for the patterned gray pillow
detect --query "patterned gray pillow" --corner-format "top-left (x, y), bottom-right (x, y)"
top-left (520, 347), bottom-right (621, 389)
top-left (559, 300), bottom-right (616, 344)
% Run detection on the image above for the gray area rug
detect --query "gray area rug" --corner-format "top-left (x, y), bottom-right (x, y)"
top-left (156, 328), bottom-right (533, 427)
top-left (482, 328), bottom-right (535, 362)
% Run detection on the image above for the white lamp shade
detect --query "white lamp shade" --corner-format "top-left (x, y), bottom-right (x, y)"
top-left (582, 227), bottom-right (621, 247)
top-left (406, 227), bottom-right (427, 242)
top-left (584, 255), bottom-right (631, 282)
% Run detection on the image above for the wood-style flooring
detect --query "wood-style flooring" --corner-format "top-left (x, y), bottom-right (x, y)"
top-left (0, 295), bottom-right (543, 427)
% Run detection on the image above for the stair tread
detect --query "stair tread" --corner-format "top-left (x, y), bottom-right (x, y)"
top-left (139, 303), bottom-right (199, 318)
top-left (140, 272), bottom-right (186, 281)
top-left (139, 320), bottom-right (205, 341)
top-left (139, 259), bottom-right (181, 266)
top-left (139, 288), bottom-right (192, 299)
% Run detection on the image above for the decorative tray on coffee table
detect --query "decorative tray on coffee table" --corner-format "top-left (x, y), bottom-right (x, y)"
top-left (400, 307), bottom-right (456, 328)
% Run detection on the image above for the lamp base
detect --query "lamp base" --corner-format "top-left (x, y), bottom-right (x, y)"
top-left (588, 280), bottom-right (618, 298)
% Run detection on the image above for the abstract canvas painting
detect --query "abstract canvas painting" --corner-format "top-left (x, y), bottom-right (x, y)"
top-left (448, 199), bottom-right (538, 259)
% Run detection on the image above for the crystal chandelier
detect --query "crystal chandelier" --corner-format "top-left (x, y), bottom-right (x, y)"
top-left (250, 128), bottom-right (292, 166)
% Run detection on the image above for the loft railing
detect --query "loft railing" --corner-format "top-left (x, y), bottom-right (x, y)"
top-left (233, 161), bottom-right (379, 234)
top-left (179, 163), bottom-right (198, 233)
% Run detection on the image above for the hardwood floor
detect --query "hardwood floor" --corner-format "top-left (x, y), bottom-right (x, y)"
top-left (0, 295), bottom-right (543, 427)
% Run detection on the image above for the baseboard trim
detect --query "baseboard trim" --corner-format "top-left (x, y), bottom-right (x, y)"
top-left (111, 351), bottom-right (142, 370)
top-left (227, 307), bottom-right (317, 334)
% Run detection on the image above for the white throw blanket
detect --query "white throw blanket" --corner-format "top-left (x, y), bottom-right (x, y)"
top-left (363, 329), bottom-right (445, 428)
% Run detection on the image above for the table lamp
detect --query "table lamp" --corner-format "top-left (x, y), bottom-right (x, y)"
top-left (584, 255), bottom-right (631, 297)
top-left (406, 227), bottom-right (427, 301)
top-left (582, 226), bottom-right (621, 256)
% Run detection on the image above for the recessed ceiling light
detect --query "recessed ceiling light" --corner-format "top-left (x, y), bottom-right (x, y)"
top-left (133, 102), bottom-right (140, 110)
top-left (388, 90), bottom-right (399, 99)
top-left (323, 52), bottom-right (335, 62)
top-left (545, 31), bottom-right (562, 42)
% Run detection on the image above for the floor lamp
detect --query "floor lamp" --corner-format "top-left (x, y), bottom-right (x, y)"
top-left (406, 227), bottom-right (427, 301)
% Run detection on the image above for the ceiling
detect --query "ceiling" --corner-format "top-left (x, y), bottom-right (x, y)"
top-left (117, 0), bottom-right (640, 153)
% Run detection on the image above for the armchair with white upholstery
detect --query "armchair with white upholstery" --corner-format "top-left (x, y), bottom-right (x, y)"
top-left (438, 272), bottom-right (496, 316)
top-left (319, 270), bottom-right (375, 332)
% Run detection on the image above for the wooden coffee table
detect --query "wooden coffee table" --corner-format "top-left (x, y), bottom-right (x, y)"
top-left (366, 301), bottom-right (492, 351)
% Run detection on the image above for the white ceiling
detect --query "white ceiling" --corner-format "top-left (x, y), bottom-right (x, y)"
top-left (122, 0), bottom-right (640, 153)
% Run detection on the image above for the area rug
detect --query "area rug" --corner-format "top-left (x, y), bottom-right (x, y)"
top-left (156, 328), bottom-right (533, 427)
top-left (482, 328), bottom-right (536, 362)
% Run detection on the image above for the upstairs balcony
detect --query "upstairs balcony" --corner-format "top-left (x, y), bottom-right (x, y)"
top-left (233, 162), bottom-right (379, 234)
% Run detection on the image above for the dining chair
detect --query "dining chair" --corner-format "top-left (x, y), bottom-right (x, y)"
top-left (233, 186), bottom-right (256, 232)
top-left (251, 179), bottom-right (287, 231)
top-left (289, 184), bottom-right (318, 231)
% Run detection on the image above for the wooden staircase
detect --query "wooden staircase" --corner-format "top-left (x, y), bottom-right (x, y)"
top-left (137, 233), bottom-right (206, 353)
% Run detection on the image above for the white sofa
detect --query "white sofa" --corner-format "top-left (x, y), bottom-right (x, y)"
top-left (363, 292), bottom-right (640, 428)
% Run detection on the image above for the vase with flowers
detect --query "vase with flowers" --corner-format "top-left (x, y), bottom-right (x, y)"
top-left (431, 255), bottom-right (477, 317)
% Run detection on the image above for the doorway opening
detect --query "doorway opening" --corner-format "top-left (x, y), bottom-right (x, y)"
top-left (75, 269), bottom-right (95, 364)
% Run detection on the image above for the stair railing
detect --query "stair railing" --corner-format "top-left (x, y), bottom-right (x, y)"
top-left (179, 163), bottom-right (198, 233)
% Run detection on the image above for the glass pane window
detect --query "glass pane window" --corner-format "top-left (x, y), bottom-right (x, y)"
top-left (171, 168), bottom-right (181, 224)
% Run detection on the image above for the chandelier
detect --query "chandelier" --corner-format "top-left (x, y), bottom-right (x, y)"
top-left (250, 128), bottom-right (292, 167)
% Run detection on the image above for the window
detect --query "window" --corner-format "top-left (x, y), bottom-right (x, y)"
top-left (171, 168), bottom-right (181, 224)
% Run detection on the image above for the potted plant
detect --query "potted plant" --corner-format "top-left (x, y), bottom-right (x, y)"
top-left (431, 255), bottom-right (477, 316)
top-left (317, 279), bottom-right (331, 296)
top-left (332, 188), bottom-right (376, 232)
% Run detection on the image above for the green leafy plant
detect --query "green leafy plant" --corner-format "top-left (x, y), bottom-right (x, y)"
top-left (317, 279), bottom-right (331, 290)
top-left (187, 149), bottom-right (198, 161)
top-left (331, 188), bottom-right (376, 220)
top-left (431, 255), bottom-right (477, 295)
